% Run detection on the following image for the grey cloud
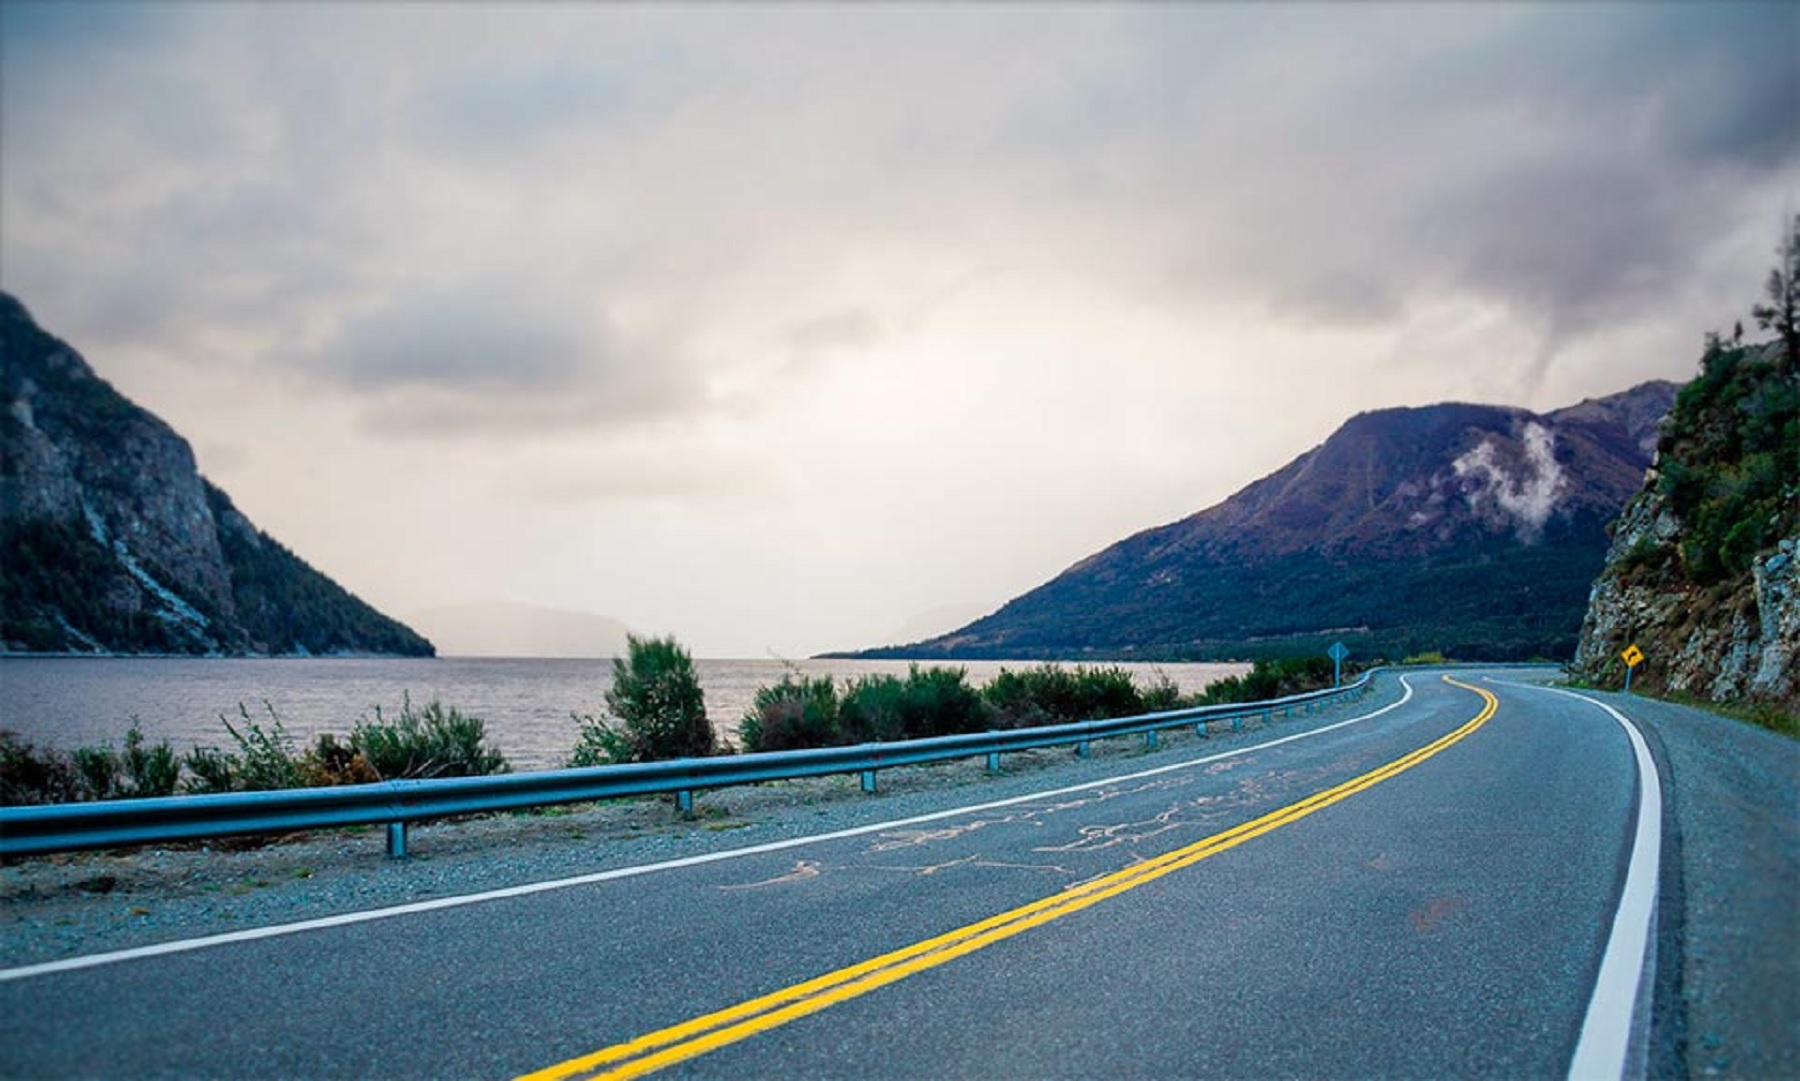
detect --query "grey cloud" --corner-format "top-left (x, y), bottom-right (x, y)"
top-left (783, 309), bottom-right (883, 356)
top-left (1127, 2), bottom-right (1797, 361)
top-left (312, 289), bottom-right (707, 439)
top-left (326, 291), bottom-right (594, 394)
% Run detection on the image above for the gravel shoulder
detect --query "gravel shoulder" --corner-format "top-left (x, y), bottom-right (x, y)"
top-left (1602, 690), bottom-right (1799, 1081)
top-left (2, 683), bottom-right (1401, 971)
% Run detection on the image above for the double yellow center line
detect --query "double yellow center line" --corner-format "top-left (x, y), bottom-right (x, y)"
top-left (520, 676), bottom-right (1498, 1081)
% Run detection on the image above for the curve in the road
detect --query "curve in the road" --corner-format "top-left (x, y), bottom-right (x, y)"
top-left (1496, 680), bottom-right (1662, 1081)
top-left (518, 676), bottom-right (1498, 1081)
top-left (0, 677), bottom-right (1418, 985)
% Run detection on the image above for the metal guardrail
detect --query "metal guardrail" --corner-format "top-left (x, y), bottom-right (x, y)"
top-left (0, 672), bottom-right (1377, 859)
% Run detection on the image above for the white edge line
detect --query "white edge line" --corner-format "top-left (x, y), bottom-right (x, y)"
top-left (1, 677), bottom-right (1418, 983)
top-left (1494, 680), bottom-right (1662, 1081)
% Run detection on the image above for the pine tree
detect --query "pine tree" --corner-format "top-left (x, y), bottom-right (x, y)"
top-left (1750, 214), bottom-right (1799, 373)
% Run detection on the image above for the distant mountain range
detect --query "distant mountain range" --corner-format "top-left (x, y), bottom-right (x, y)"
top-left (0, 292), bottom-right (432, 656)
top-left (849, 380), bottom-right (1678, 663)
top-left (409, 602), bottom-right (634, 658)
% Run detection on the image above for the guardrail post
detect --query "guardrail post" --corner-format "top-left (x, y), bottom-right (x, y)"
top-left (386, 821), bottom-right (408, 860)
top-left (1144, 730), bottom-right (1159, 750)
top-left (677, 789), bottom-right (694, 816)
top-left (1232, 714), bottom-right (1242, 732)
top-left (861, 770), bottom-right (878, 794)
top-left (1076, 740), bottom-right (1090, 757)
top-left (986, 752), bottom-right (1001, 772)
top-left (1195, 720), bottom-right (1208, 738)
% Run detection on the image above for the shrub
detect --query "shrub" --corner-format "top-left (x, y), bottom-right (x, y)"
top-left (573, 634), bottom-right (714, 764)
top-left (122, 723), bottom-right (180, 797)
top-left (219, 701), bottom-right (305, 791)
top-left (298, 733), bottom-right (378, 787)
top-left (1140, 669), bottom-right (1190, 713)
top-left (740, 673), bottom-right (841, 752)
top-left (1, 730), bottom-right (81, 805)
top-left (1, 722), bottom-right (181, 804)
top-left (71, 744), bottom-right (121, 800)
top-left (182, 745), bottom-right (240, 794)
top-left (1198, 657), bottom-right (1341, 705)
top-left (982, 664), bottom-right (1146, 729)
top-left (351, 694), bottom-right (507, 780)
top-left (895, 665), bottom-right (990, 740)
top-left (838, 674), bottom-right (908, 743)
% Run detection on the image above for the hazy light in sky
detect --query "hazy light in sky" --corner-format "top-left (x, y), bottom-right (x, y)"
top-left (2, 1), bottom-right (1794, 656)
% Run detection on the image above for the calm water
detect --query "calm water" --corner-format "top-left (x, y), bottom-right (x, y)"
top-left (0, 657), bottom-right (1248, 771)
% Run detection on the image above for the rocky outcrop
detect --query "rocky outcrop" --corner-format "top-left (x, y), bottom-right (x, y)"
top-left (1573, 341), bottom-right (1797, 708)
top-left (0, 291), bottom-right (433, 656)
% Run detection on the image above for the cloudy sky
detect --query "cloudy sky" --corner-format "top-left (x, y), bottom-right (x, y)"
top-left (3, 2), bottom-right (1794, 657)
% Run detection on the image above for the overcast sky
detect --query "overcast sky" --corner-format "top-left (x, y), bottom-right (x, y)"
top-left (3, 2), bottom-right (1795, 657)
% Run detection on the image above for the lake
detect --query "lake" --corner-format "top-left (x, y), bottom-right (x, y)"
top-left (0, 656), bottom-right (1248, 771)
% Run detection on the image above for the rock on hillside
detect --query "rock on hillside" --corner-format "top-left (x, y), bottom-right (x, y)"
top-left (1574, 340), bottom-right (1797, 707)
top-left (0, 291), bottom-right (433, 656)
top-left (854, 380), bottom-right (1677, 662)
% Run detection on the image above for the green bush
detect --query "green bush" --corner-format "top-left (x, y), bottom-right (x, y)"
top-left (218, 701), bottom-right (305, 791)
top-left (740, 673), bottom-right (841, 752)
top-left (122, 723), bottom-right (180, 796)
top-left (828, 666), bottom-right (990, 744)
top-left (573, 634), bottom-right (715, 764)
top-left (71, 744), bottom-right (121, 800)
top-left (351, 694), bottom-right (507, 780)
top-left (982, 664), bottom-right (1147, 729)
top-left (1, 722), bottom-right (181, 805)
top-left (1, 730), bottom-right (82, 805)
top-left (895, 665), bottom-right (990, 739)
top-left (1658, 337), bottom-right (1798, 585)
top-left (1198, 657), bottom-right (1342, 705)
top-left (838, 674), bottom-right (907, 743)
top-left (181, 745), bottom-right (240, 794)
top-left (1140, 669), bottom-right (1190, 713)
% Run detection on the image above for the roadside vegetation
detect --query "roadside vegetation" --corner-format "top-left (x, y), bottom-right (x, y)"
top-left (4, 635), bottom-right (1356, 804)
top-left (738, 657), bottom-right (1350, 753)
top-left (570, 634), bottom-right (715, 765)
top-left (2, 695), bottom-right (509, 806)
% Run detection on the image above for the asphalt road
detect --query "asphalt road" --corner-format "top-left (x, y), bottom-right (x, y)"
top-left (3, 669), bottom-right (1792, 1080)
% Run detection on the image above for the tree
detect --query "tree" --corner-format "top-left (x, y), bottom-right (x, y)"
top-left (1751, 214), bottom-right (1799, 373)
top-left (571, 634), bottom-right (715, 764)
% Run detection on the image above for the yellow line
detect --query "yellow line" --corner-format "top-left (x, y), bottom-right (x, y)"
top-left (519, 676), bottom-right (1499, 1081)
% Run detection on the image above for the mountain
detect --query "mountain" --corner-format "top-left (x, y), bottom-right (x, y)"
top-left (0, 292), bottom-right (433, 656)
top-left (851, 380), bottom-right (1678, 663)
top-left (1574, 339), bottom-right (1797, 708)
top-left (879, 601), bottom-right (996, 649)
top-left (409, 602), bottom-right (634, 658)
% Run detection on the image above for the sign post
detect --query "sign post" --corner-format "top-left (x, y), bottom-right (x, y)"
top-left (1620, 643), bottom-right (1645, 693)
top-left (1328, 641), bottom-right (1349, 688)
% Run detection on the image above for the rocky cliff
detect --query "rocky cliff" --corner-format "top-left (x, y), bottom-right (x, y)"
top-left (0, 292), bottom-right (433, 656)
top-left (1574, 340), bottom-right (1797, 707)
top-left (852, 381), bottom-right (1677, 662)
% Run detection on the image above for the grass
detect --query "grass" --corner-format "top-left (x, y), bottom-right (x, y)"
top-left (1563, 678), bottom-right (1797, 740)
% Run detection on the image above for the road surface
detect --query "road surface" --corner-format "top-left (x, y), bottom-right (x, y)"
top-left (3, 669), bottom-right (1793, 1079)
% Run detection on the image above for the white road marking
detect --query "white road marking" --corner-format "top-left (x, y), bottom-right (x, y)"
top-left (1496, 681), bottom-right (1662, 1081)
top-left (1, 678), bottom-right (1417, 983)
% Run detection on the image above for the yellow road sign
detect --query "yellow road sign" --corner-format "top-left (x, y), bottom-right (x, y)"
top-left (1621, 644), bottom-right (1645, 668)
